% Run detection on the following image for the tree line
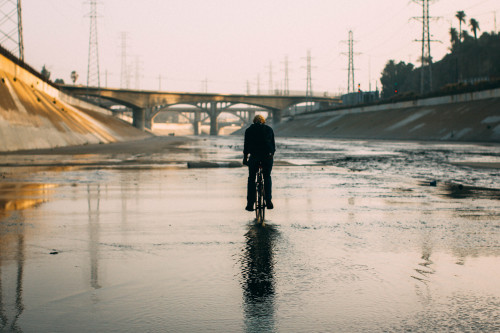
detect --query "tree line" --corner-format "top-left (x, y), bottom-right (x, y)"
top-left (380, 11), bottom-right (500, 100)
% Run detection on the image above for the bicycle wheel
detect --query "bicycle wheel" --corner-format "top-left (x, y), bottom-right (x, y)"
top-left (255, 174), bottom-right (265, 223)
top-left (259, 182), bottom-right (265, 222)
top-left (254, 179), bottom-right (260, 221)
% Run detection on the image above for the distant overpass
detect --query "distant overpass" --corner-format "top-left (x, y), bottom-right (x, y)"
top-left (60, 85), bottom-right (340, 135)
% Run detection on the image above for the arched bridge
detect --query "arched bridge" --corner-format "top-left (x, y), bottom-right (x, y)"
top-left (60, 85), bottom-right (340, 134)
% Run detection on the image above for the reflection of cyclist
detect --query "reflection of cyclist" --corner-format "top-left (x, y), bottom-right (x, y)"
top-left (243, 115), bottom-right (276, 211)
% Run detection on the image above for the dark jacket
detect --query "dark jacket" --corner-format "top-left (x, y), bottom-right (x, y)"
top-left (244, 123), bottom-right (276, 158)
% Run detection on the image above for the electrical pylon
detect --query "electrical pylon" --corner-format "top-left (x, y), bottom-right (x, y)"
top-left (86, 0), bottom-right (100, 88)
top-left (267, 61), bottom-right (273, 94)
top-left (347, 31), bottom-right (354, 93)
top-left (120, 32), bottom-right (130, 89)
top-left (413, 0), bottom-right (438, 94)
top-left (257, 73), bottom-right (261, 95)
top-left (0, 0), bottom-right (24, 61)
top-left (302, 49), bottom-right (313, 112)
top-left (341, 30), bottom-right (360, 94)
top-left (283, 55), bottom-right (290, 96)
top-left (341, 30), bottom-right (357, 93)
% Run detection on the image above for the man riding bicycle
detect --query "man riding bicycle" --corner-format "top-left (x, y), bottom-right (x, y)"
top-left (243, 115), bottom-right (276, 211)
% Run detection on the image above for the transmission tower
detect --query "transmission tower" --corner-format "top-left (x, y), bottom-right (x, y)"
top-left (283, 55), bottom-right (290, 95)
top-left (267, 61), bottom-right (273, 94)
top-left (303, 49), bottom-right (313, 112)
top-left (257, 73), bottom-right (261, 95)
top-left (413, 0), bottom-right (438, 94)
top-left (347, 31), bottom-right (354, 93)
top-left (134, 55), bottom-right (143, 89)
top-left (0, 0), bottom-right (24, 61)
top-left (341, 30), bottom-right (358, 93)
top-left (120, 32), bottom-right (130, 88)
top-left (86, 0), bottom-right (100, 88)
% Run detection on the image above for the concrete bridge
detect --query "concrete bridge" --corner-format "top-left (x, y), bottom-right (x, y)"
top-left (59, 85), bottom-right (340, 135)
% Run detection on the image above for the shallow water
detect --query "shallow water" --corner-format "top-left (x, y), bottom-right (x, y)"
top-left (1, 137), bottom-right (500, 332)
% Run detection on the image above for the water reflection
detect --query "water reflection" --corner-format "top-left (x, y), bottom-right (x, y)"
top-left (0, 223), bottom-right (25, 333)
top-left (412, 234), bottom-right (435, 283)
top-left (87, 184), bottom-right (101, 290)
top-left (241, 223), bottom-right (278, 333)
top-left (0, 183), bottom-right (50, 333)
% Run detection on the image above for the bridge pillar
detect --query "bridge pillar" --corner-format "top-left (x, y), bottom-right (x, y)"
top-left (248, 110), bottom-right (255, 123)
top-left (193, 109), bottom-right (201, 135)
top-left (144, 108), bottom-right (153, 130)
top-left (272, 109), bottom-right (282, 126)
top-left (209, 102), bottom-right (219, 136)
top-left (132, 108), bottom-right (146, 130)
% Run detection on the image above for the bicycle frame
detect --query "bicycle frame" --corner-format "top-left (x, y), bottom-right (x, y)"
top-left (255, 163), bottom-right (266, 223)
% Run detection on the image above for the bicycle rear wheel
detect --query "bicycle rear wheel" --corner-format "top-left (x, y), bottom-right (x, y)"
top-left (255, 175), bottom-right (265, 223)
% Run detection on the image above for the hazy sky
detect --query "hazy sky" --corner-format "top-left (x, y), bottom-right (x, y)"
top-left (18, 0), bottom-right (500, 95)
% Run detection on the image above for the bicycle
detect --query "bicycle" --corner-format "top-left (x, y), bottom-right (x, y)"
top-left (255, 162), bottom-right (266, 224)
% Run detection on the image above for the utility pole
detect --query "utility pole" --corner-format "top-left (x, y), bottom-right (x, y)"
top-left (119, 32), bottom-right (130, 89)
top-left (257, 74), bottom-right (261, 95)
top-left (134, 55), bottom-right (142, 90)
top-left (86, 0), bottom-right (100, 88)
top-left (494, 11), bottom-right (497, 33)
top-left (302, 49), bottom-right (313, 112)
top-left (0, 0), bottom-right (24, 61)
top-left (201, 77), bottom-right (208, 93)
top-left (283, 55), bottom-right (290, 95)
top-left (267, 61), bottom-right (274, 94)
top-left (368, 56), bottom-right (372, 92)
top-left (413, 0), bottom-right (439, 94)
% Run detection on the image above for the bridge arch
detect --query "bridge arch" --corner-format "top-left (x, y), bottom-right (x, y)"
top-left (59, 85), bottom-right (340, 133)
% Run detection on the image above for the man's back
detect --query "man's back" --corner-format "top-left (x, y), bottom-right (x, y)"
top-left (243, 123), bottom-right (276, 159)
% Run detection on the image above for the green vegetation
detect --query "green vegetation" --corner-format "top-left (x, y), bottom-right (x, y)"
top-left (380, 13), bottom-right (500, 100)
top-left (41, 65), bottom-right (51, 80)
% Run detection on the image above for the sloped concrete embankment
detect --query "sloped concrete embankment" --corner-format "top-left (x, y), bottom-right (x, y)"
top-left (0, 53), bottom-right (151, 152)
top-left (274, 90), bottom-right (500, 143)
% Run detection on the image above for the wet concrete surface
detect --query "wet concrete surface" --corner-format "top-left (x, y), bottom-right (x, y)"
top-left (0, 136), bottom-right (499, 332)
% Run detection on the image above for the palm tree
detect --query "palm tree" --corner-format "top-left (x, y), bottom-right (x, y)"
top-left (456, 11), bottom-right (466, 41)
top-left (469, 18), bottom-right (480, 40)
top-left (449, 27), bottom-right (459, 49)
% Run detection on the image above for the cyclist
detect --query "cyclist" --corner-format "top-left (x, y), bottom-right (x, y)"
top-left (243, 115), bottom-right (276, 211)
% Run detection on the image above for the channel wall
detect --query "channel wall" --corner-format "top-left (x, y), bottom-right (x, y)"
top-left (0, 52), bottom-right (151, 152)
top-left (274, 89), bottom-right (500, 143)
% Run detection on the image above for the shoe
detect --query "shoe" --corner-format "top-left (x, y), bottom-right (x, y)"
top-left (245, 203), bottom-right (254, 211)
top-left (266, 200), bottom-right (274, 209)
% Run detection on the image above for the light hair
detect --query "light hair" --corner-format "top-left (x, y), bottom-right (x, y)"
top-left (253, 115), bottom-right (266, 124)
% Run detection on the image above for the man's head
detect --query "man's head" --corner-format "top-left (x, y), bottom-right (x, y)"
top-left (253, 115), bottom-right (266, 124)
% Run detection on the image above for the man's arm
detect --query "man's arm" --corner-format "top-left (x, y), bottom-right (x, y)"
top-left (270, 128), bottom-right (276, 154)
top-left (266, 126), bottom-right (276, 156)
top-left (243, 128), bottom-right (249, 165)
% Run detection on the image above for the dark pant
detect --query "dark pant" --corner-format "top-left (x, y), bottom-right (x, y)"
top-left (247, 156), bottom-right (273, 204)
